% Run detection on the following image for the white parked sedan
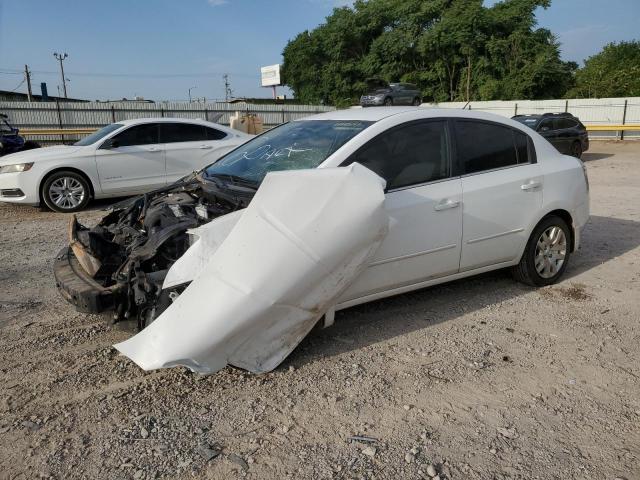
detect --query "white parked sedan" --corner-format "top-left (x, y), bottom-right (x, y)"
top-left (0, 117), bottom-right (251, 212)
top-left (56, 107), bottom-right (590, 373)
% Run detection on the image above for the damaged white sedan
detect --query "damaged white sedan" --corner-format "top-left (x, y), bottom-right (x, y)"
top-left (54, 107), bottom-right (590, 374)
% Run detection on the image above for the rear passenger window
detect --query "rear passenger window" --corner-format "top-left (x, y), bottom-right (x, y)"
top-left (344, 120), bottom-right (450, 190)
top-left (206, 127), bottom-right (227, 140)
top-left (554, 118), bottom-right (577, 130)
top-left (161, 123), bottom-right (207, 143)
top-left (456, 121), bottom-right (519, 174)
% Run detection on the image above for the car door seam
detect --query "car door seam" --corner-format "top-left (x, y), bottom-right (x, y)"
top-left (368, 243), bottom-right (457, 267)
top-left (466, 228), bottom-right (525, 245)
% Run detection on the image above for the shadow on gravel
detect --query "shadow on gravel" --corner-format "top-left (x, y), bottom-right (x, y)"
top-left (582, 152), bottom-right (615, 162)
top-left (289, 215), bottom-right (640, 367)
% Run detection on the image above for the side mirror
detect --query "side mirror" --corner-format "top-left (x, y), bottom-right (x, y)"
top-left (539, 126), bottom-right (550, 132)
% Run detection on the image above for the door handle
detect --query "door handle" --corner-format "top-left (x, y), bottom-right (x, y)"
top-left (434, 199), bottom-right (460, 211)
top-left (199, 145), bottom-right (213, 149)
top-left (147, 147), bottom-right (162, 153)
top-left (521, 180), bottom-right (541, 191)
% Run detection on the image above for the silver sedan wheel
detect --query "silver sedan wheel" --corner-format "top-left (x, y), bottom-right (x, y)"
top-left (535, 226), bottom-right (567, 278)
top-left (48, 177), bottom-right (86, 210)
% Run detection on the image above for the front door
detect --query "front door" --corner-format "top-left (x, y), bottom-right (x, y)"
top-left (455, 119), bottom-right (543, 271)
top-left (95, 123), bottom-right (165, 194)
top-left (338, 119), bottom-right (463, 302)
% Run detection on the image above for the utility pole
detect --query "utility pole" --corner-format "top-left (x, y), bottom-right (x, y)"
top-left (188, 86), bottom-right (197, 103)
top-left (53, 52), bottom-right (68, 98)
top-left (24, 65), bottom-right (33, 102)
top-left (223, 74), bottom-right (233, 102)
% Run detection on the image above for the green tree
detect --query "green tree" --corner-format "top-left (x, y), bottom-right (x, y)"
top-left (281, 0), bottom-right (576, 105)
top-left (568, 40), bottom-right (640, 98)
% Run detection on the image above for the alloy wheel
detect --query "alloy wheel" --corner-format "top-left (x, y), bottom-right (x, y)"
top-left (534, 226), bottom-right (567, 278)
top-left (48, 176), bottom-right (86, 210)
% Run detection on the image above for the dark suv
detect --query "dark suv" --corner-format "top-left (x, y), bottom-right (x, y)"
top-left (360, 82), bottom-right (422, 107)
top-left (512, 113), bottom-right (589, 158)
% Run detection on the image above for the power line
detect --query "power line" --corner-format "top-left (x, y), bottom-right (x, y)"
top-left (0, 66), bottom-right (257, 79)
top-left (10, 78), bottom-right (25, 92)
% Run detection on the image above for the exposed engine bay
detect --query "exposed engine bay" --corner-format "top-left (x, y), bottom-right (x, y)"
top-left (54, 172), bottom-right (257, 329)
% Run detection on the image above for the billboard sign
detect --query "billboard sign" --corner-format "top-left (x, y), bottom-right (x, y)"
top-left (261, 64), bottom-right (281, 87)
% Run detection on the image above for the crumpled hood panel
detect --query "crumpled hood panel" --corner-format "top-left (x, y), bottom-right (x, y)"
top-left (114, 163), bottom-right (389, 374)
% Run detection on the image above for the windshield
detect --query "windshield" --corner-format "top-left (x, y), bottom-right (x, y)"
top-left (74, 123), bottom-right (123, 146)
top-left (204, 120), bottom-right (373, 184)
top-left (1, 120), bottom-right (14, 133)
top-left (513, 117), bottom-right (540, 130)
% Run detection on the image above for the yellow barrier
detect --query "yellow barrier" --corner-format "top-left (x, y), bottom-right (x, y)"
top-left (585, 124), bottom-right (640, 132)
top-left (20, 128), bottom-right (97, 136)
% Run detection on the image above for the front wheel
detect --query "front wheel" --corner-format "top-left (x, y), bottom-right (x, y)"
top-left (384, 97), bottom-right (393, 106)
top-left (42, 171), bottom-right (91, 213)
top-left (511, 215), bottom-right (571, 287)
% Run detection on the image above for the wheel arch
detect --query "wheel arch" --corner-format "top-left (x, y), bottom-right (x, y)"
top-left (39, 167), bottom-right (95, 203)
top-left (539, 209), bottom-right (575, 252)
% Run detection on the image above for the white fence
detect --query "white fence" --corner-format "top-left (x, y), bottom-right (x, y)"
top-left (0, 100), bottom-right (335, 144)
top-left (424, 97), bottom-right (640, 139)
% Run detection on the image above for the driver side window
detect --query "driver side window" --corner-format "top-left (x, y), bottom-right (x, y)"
top-left (344, 120), bottom-right (450, 190)
top-left (108, 123), bottom-right (159, 148)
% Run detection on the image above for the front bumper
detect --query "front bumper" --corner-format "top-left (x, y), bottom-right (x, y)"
top-left (0, 171), bottom-right (39, 205)
top-left (54, 247), bottom-right (119, 314)
top-left (360, 96), bottom-right (384, 106)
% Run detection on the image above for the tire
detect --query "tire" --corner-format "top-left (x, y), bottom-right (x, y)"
top-left (41, 171), bottom-right (91, 213)
top-left (384, 97), bottom-right (393, 106)
top-left (570, 140), bottom-right (582, 158)
top-left (412, 97), bottom-right (422, 106)
top-left (511, 215), bottom-right (571, 287)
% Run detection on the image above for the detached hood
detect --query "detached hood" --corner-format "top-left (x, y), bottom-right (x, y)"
top-left (0, 145), bottom-right (86, 165)
top-left (115, 163), bottom-right (389, 374)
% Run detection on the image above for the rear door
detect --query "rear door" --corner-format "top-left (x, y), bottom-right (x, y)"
top-left (161, 122), bottom-right (236, 184)
top-left (94, 123), bottom-right (165, 194)
top-left (456, 120), bottom-right (542, 271)
top-left (339, 119), bottom-right (463, 301)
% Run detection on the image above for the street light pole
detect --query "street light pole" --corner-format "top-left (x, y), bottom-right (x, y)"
top-left (188, 86), bottom-right (197, 103)
top-left (53, 52), bottom-right (69, 98)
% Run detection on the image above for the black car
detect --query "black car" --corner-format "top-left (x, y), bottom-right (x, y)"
top-left (512, 113), bottom-right (588, 158)
top-left (360, 80), bottom-right (422, 107)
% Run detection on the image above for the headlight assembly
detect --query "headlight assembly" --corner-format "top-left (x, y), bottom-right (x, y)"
top-left (0, 162), bottom-right (34, 174)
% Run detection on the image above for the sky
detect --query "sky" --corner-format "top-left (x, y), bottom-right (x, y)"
top-left (0, 0), bottom-right (638, 102)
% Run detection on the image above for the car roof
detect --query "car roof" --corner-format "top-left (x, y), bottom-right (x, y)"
top-left (299, 106), bottom-right (422, 122)
top-left (298, 107), bottom-right (535, 127)
top-left (116, 117), bottom-right (223, 127)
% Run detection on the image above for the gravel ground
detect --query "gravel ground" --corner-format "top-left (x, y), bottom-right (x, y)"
top-left (0, 141), bottom-right (639, 480)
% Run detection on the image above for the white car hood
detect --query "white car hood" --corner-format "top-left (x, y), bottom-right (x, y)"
top-left (114, 163), bottom-right (389, 374)
top-left (0, 145), bottom-right (86, 165)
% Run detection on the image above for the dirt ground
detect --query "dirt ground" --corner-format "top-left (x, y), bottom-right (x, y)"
top-left (0, 141), bottom-right (638, 480)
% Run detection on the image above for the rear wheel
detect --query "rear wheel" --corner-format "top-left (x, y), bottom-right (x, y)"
top-left (412, 97), bottom-right (421, 106)
top-left (384, 97), bottom-right (393, 106)
top-left (512, 215), bottom-right (571, 287)
top-left (42, 171), bottom-right (91, 213)
top-left (570, 140), bottom-right (582, 158)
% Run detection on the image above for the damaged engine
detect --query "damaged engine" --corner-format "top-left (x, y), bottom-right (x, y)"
top-left (56, 173), bottom-right (256, 329)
